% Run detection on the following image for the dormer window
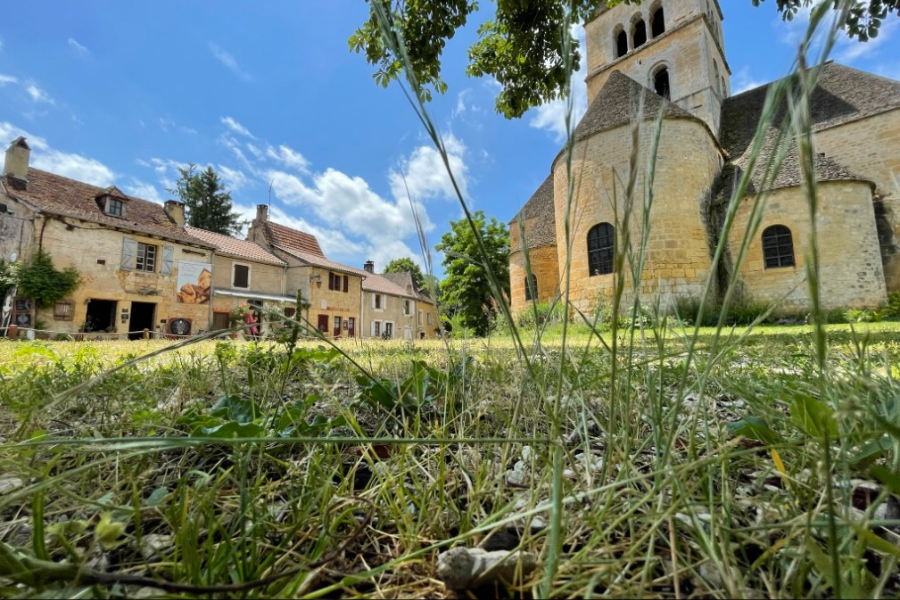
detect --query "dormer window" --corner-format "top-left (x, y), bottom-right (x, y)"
top-left (97, 186), bottom-right (129, 218)
top-left (108, 198), bottom-right (124, 217)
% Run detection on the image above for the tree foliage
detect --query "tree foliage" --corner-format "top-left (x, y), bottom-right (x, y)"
top-left (351, 0), bottom-right (899, 118)
top-left (16, 250), bottom-right (81, 308)
top-left (169, 164), bottom-right (245, 236)
top-left (383, 257), bottom-right (427, 289)
top-left (435, 210), bottom-right (509, 337)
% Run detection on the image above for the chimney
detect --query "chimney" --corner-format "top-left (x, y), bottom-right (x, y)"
top-left (164, 200), bottom-right (186, 226)
top-left (256, 204), bottom-right (269, 223)
top-left (4, 137), bottom-right (31, 184)
top-left (364, 260), bottom-right (374, 274)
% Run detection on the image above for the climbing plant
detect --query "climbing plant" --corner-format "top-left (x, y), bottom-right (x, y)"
top-left (16, 250), bottom-right (81, 308)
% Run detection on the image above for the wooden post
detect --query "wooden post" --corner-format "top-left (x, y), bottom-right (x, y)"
top-left (143, 328), bottom-right (149, 340)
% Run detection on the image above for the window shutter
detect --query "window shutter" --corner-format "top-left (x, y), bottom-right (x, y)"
top-left (121, 237), bottom-right (137, 270)
top-left (234, 264), bottom-right (250, 288)
top-left (343, 275), bottom-right (349, 293)
top-left (371, 321), bottom-right (375, 336)
top-left (160, 245), bottom-right (175, 276)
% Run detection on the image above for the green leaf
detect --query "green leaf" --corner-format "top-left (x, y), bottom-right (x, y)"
top-left (727, 416), bottom-right (783, 445)
top-left (850, 436), bottom-right (892, 465)
top-left (870, 465), bottom-right (900, 496)
top-left (145, 487), bottom-right (170, 507)
top-left (193, 421), bottom-right (265, 439)
top-left (210, 395), bottom-right (261, 424)
top-left (790, 395), bottom-right (838, 439)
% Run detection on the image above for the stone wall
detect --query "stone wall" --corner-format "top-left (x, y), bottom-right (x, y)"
top-left (814, 108), bottom-right (900, 196)
top-left (305, 266), bottom-right (362, 339)
top-left (35, 216), bottom-right (213, 335)
top-left (509, 245), bottom-right (560, 313)
top-left (0, 197), bottom-right (34, 264)
top-left (729, 182), bottom-right (887, 309)
top-left (361, 292), bottom-right (439, 340)
top-left (552, 118), bottom-right (721, 314)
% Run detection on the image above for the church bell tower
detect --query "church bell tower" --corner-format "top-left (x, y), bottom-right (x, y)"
top-left (583, 0), bottom-right (730, 135)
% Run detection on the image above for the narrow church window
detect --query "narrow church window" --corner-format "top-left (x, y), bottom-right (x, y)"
top-left (654, 68), bottom-right (670, 99)
top-left (587, 223), bottom-right (615, 276)
top-left (525, 274), bottom-right (538, 301)
top-left (714, 61), bottom-right (721, 97)
top-left (762, 225), bottom-right (795, 268)
top-left (633, 20), bottom-right (647, 48)
top-left (651, 6), bottom-right (665, 37)
top-left (616, 29), bottom-right (628, 58)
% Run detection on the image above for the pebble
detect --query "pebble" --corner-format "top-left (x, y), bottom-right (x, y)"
top-left (0, 477), bottom-right (23, 495)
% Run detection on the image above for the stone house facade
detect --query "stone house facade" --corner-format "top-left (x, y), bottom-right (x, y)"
top-left (0, 138), bottom-right (216, 338)
top-left (247, 205), bottom-right (439, 339)
top-left (510, 0), bottom-right (900, 315)
top-left (184, 225), bottom-right (294, 335)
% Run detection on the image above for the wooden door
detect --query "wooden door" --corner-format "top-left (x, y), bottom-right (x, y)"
top-left (333, 316), bottom-right (341, 338)
top-left (317, 314), bottom-right (328, 333)
top-left (347, 317), bottom-right (355, 337)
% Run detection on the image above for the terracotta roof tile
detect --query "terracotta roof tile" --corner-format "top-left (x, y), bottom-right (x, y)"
top-left (3, 168), bottom-right (213, 248)
top-left (263, 221), bottom-right (324, 257)
top-left (184, 226), bottom-right (286, 266)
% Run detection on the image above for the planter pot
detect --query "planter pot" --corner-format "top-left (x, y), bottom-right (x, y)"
top-left (6, 325), bottom-right (18, 339)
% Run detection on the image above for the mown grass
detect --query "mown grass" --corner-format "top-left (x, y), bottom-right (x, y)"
top-left (3, 1), bottom-right (900, 597)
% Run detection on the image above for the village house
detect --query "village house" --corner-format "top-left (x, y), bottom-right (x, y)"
top-left (247, 204), bottom-right (439, 339)
top-left (0, 137), bottom-right (216, 339)
top-left (510, 0), bottom-right (900, 315)
top-left (184, 225), bottom-right (294, 335)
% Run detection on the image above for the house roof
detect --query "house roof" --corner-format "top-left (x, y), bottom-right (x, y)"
top-left (260, 221), bottom-right (324, 257)
top-left (510, 174), bottom-right (556, 253)
top-left (274, 245), bottom-right (366, 277)
top-left (381, 272), bottom-right (434, 303)
top-left (2, 168), bottom-right (214, 248)
top-left (572, 71), bottom-right (697, 144)
top-left (717, 62), bottom-right (892, 196)
top-left (185, 226), bottom-right (286, 266)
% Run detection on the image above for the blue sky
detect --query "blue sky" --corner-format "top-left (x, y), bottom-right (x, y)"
top-left (1, 2), bottom-right (898, 276)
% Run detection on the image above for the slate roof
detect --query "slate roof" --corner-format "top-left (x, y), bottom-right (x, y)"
top-left (260, 221), bottom-right (324, 257)
top-left (185, 226), bottom-right (286, 266)
top-left (572, 71), bottom-right (697, 144)
top-left (717, 62), bottom-right (894, 196)
top-left (510, 175), bottom-right (556, 253)
top-left (2, 168), bottom-right (213, 248)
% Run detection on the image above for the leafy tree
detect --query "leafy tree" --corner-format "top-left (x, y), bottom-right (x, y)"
top-left (351, 0), bottom-right (898, 118)
top-left (383, 257), bottom-right (427, 290)
top-left (16, 250), bottom-right (80, 308)
top-left (169, 164), bottom-right (245, 236)
top-left (435, 210), bottom-right (509, 337)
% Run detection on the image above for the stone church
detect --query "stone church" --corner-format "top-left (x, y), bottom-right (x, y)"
top-left (509, 0), bottom-right (900, 316)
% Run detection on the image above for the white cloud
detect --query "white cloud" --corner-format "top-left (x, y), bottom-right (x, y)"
top-left (209, 43), bottom-right (252, 81)
top-left (528, 24), bottom-right (589, 143)
top-left (388, 133), bottom-right (469, 203)
top-left (221, 116), bottom-right (253, 138)
top-left (731, 66), bottom-right (767, 95)
top-left (0, 121), bottom-right (113, 186)
top-left (834, 18), bottom-right (900, 63)
top-left (0, 74), bottom-right (16, 86)
top-left (218, 164), bottom-right (248, 192)
top-left (123, 179), bottom-right (163, 203)
top-left (453, 89), bottom-right (471, 117)
top-left (68, 38), bottom-right (89, 56)
top-left (25, 82), bottom-right (53, 104)
top-left (266, 144), bottom-right (309, 173)
top-left (181, 126), bottom-right (198, 135)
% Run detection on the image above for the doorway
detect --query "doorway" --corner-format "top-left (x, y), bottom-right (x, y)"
top-left (317, 314), bottom-right (329, 334)
top-left (129, 302), bottom-right (156, 340)
top-left (347, 317), bottom-right (355, 337)
top-left (85, 299), bottom-right (116, 333)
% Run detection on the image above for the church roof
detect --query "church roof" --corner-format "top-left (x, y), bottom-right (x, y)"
top-left (572, 71), bottom-right (696, 143)
top-left (510, 174), bottom-right (556, 252)
top-left (717, 62), bottom-right (893, 196)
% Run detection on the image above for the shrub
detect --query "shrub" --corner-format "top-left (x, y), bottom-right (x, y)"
top-left (16, 250), bottom-right (80, 308)
top-left (516, 301), bottom-right (566, 329)
top-left (885, 292), bottom-right (900, 318)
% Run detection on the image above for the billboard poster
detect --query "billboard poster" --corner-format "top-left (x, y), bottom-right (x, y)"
top-left (176, 261), bottom-right (212, 304)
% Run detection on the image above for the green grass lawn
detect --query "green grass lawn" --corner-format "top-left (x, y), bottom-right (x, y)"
top-left (0, 321), bottom-right (899, 598)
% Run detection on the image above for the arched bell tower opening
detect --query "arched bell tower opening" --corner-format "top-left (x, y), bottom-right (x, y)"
top-left (584, 0), bottom-right (730, 134)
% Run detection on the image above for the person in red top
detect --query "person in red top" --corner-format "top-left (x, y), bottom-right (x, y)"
top-left (244, 310), bottom-right (259, 338)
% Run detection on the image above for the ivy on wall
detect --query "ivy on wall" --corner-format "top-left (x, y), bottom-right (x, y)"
top-left (15, 250), bottom-right (81, 308)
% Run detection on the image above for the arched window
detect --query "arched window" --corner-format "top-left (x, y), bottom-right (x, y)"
top-left (651, 6), bottom-right (665, 37)
top-left (525, 274), bottom-right (538, 301)
top-left (588, 223), bottom-right (615, 276)
top-left (654, 68), bottom-right (670, 99)
top-left (721, 76), bottom-right (727, 98)
top-left (762, 225), bottom-right (795, 268)
top-left (633, 20), bottom-right (647, 48)
top-left (616, 29), bottom-right (628, 58)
